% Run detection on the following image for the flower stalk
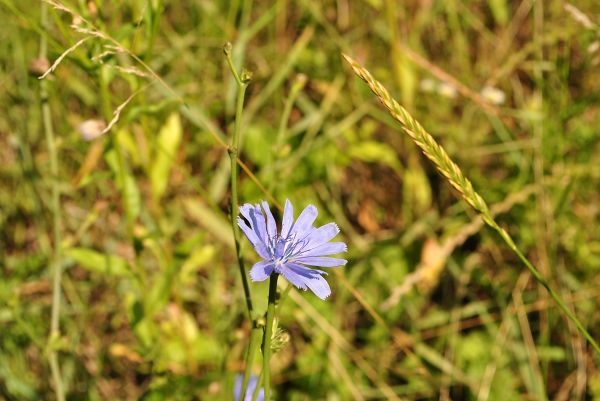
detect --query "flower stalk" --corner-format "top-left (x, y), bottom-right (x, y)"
top-left (224, 42), bottom-right (258, 398)
top-left (342, 53), bottom-right (600, 356)
top-left (241, 326), bottom-right (262, 399)
top-left (224, 42), bottom-right (254, 317)
top-left (262, 273), bottom-right (279, 401)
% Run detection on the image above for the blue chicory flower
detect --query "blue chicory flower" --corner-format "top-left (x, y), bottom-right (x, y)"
top-left (234, 374), bottom-right (264, 401)
top-left (237, 200), bottom-right (347, 300)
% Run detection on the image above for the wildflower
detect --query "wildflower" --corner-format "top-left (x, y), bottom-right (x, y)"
top-left (78, 119), bottom-right (107, 141)
top-left (237, 200), bottom-right (347, 300)
top-left (234, 374), bottom-right (264, 401)
top-left (480, 86), bottom-right (506, 105)
top-left (437, 82), bottom-right (458, 99)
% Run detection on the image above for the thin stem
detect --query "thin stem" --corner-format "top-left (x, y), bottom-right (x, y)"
top-left (251, 370), bottom-right (264, 401)
top-left (263, 273), bottom-right (279, 401)
top-left (99, 67), bottom-right (148, 316)
top-left (343, 54), bottom-right (600, 356)
top-left (268, 74), bottom-right (306, 192)
top-left (275, 74), bottom-right (306, 151)
top-left (145, 0), bottom-right (163, 62)
top-left (225, 45), bottom-right (254, 317)
top-left (225, 44), bottom-right (243, 86)
top-left (241, 327), bottom-right (262, 399)
top-left (100, 66), bottom-right (133, 240)
top-left (492, 224), bottom-right (600, 355)
top-left (40, 3), bottom-right (65, 401)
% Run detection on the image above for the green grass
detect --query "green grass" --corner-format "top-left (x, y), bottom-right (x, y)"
top-left (1, 1), bottom-right (600, 400)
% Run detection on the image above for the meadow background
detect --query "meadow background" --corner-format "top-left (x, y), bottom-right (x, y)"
top-left (1, 0), bottom-right (600, 400)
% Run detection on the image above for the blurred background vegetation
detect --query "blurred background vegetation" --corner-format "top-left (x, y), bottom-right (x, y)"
top-left (1, 0), bottom-right (600, 400)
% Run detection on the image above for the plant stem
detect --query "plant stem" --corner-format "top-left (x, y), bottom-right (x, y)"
top-left (225, 43), bottom-right (257, 397)
top-left (225, 44), bottom-right (254, 317)
top-left (492, 224), bottom-right (600, 355)
top-left (251, 370), bottom-right (264, 401)
top-left (263, 273), bottom-right (279, 401)
top-left (145, 0), bottom-right (163, 62)
top-left (241, 327), bottom-right (262, 399)
top-left (343, 54), bottom-right (600, 356)
top-left (99, 66), bottom-right (133, 241)
top-left (268, 74), bottom-right (306, 192)
top-left (40, 3), bottom-right (65, 401)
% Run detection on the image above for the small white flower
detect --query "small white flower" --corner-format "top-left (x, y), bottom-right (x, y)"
top-left (78, 119), bottom-right (107, 141)
top-left (437, 82), bottom-right (458, 99)
top-left (481, 86), bottom-right (506, 105)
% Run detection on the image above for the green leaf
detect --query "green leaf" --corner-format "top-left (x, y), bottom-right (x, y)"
top-left (65, 247), bottom-right (131, 277)
top-left (348, 140), bottom-right (403, 175)
top-left (489, 0), bottom-right (509, 26)
top-left (105, 146), bottom-right (141, 223)
top-left (150, 112), bottom-right (182, 201)
top-left (123, 174), bottom-right (141, 224)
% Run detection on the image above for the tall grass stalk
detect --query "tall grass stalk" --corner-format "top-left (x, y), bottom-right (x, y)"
top-left (251, 371), bottom-right (264, 401)
top-left (42, 0), bottom-right (280, 208)
top-left (342, 54), bottom-right (600, 356)
top-left (224, 43), bottom-right (258, 398)
top-left (224, 42), bottom-right (254, 318)
top-left (40, 2), bottom-right (65, 400)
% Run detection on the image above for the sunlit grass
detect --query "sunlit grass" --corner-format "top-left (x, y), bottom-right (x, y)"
top-left (1, 1), bottom-right (599, 400)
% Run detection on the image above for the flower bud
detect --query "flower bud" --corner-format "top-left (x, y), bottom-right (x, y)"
top-left (223, 42), bottom-right (233, 56)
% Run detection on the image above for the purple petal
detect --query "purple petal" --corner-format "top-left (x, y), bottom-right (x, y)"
top-left (234, 375), bottom-right (243, 401)
top-left (249, 205), bottom-right (268, 244)
top-left (237, 218), bottom-right (271, 259)
top-left (261, 201), bottom-right (277, 239)
top-left (305, 274), bottom-right (331, 299)
top-left (294, 256), bottom-right (347, 267)
top-left (234, 374), bottom-right (264, 401)
top-left (237, 217), bottom-right (260, 246)
top-left (291, 204), bottom-right (318, 237)
top-left (280, 199), bottom-right (294, 238)
top-left (239, 204), bottom-right (253, 221)
top-left (278, 264), bottom-right (309, 291)
top-left (300, 242), bottom-right (347, 257)
top-left (305, 223), bottom-right (340, 249)
top-left (286, 264), bottom-right (331, 299)
top-left (249, 261), bottom-right (274, 282)
top-left (286, 262), bottom-right (326, 275)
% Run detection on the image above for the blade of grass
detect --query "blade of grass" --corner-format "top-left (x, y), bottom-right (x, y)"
top-left (224, 43), bottom-right (254, 319)
top-left (39, 2), bottom-right (65, 400)
top-left (42, 0), bottom-right (281, 210)
top-left (342, 53), bottom-right (600, 356)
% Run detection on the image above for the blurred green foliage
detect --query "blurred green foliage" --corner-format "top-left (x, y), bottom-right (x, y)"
top-left (1, 0), bottom-right (599, 400)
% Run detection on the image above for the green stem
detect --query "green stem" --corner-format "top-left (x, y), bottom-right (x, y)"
top-left (100, 66), bottom-right (133, 241)
top-left (343, 54), bottom-right (600, 355)
top-left (225, 44), bottom-right (253, 317)
top-left (145, 0), bottom-right (163, 62)
top-left (251, 371), bottom-right (264, 401)
top-left (268, 74), bottom-right (306, 192)
top-left (241, 327), bottom-right (262, 399)
top-left (99, 67), bottom-right (147, 304)
top-left (40, 3), bottom-right (65, 401)
top-left (263, 273), bottom-right (279, 401)
top-left (492, 224), bottom-right (600, 355)
top-left (225, 42), bottom-right (260, 399)
top-left (275, 74), bottom-right (306, 151)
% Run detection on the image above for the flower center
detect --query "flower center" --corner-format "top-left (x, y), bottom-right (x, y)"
top-left (269, 232), bottom-right (310, 265)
